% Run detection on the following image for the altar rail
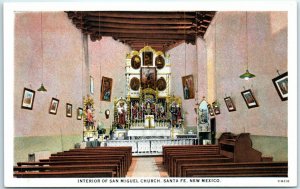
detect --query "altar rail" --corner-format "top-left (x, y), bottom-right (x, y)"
top-left (106, 138), bottom-right (197, 156)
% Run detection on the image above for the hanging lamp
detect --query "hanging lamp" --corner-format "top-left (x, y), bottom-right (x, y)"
top-left (240, 12), bottom-right (255, 80)
top-left (37, 12), bottom-right (47, 92)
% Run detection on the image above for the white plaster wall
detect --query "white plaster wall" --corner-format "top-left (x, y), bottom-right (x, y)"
top-left (14, 12), bottom-right (85, 137)
top-left (88, 37), bottom-right (131, 131)
top-left (205, 12), bottom-right (287, 137)
top-left (167, 43), bottom-right (198, 127)
top-left (196, 38), bottom-right (208, 101)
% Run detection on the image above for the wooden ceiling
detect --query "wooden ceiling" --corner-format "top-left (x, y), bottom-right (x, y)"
top-left (66, 11), bottom-right (216, 52)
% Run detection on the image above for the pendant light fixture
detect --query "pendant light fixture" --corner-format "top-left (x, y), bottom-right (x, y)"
top-left (214, 19), bottom-right (220, 113)
top-left (37, 12), bottom-right (47, 92)
top-left (240, 12), bottom-right (255, 80)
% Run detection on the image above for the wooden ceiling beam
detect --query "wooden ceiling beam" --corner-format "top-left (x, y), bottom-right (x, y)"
top-left (87, 27), bottom-right (196, 35)
top-left (86, 22), bottom-right (195, 30)
top-left (129, 42), bottom-right (170, 46)
top-left (85, 11), bottom-right (196, 19)
top-left (119, 37), bottom-right (176, 41)
top-left (100, 33), bottom-right (195, 40)
top-left (124, 40), bottom-right (177, 44)
top-left (83, 16), bottom-right (194, 25)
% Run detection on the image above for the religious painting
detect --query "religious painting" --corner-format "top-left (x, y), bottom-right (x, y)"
top-left (207, 104), bottom-right (215, 117)
top-left (77, 107), bottom-right (83, 120)
top-left (90, 76), bottom-right (94, 95)
top-left (224, 97), bottom-right (236, 112)
top-left (142, 51), bottom-right (153, 66)
top-left (157, 77), bottom-right (166, 91)
top-left (130, 77), bottom-right (140, 91)
top-left (66, 103), bottom-right (72, 117)
top-left (100, 76), bottom-right (113, 102)
top-left (212, 101), bottom-right (221, 115)
top-left (182, 75), bottom-right (195, 99)
top-left (241, 89), bottom-right (259, 109)
top-left (49, 98), bottom-right (59, 115)
top-left (131, 55), bottom-right (141, 69)
top-left (272, 72), bottom-right (288, 101)
top-left (155, 55), bottom-right (165, 69)
top-left (141, 67), bottom-right (157, 90)
top-left (21, 88), bottom-right (35, 110)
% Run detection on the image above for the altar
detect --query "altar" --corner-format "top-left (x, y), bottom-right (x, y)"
top-left (128, 128), bottom-right (171, 139)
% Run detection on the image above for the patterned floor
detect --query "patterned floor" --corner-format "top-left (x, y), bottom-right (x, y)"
top-left (126, 156), bottom-right (168, 177)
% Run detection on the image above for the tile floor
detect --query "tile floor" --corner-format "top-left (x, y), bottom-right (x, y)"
top-left (126, 156), bottom-right (169, 177)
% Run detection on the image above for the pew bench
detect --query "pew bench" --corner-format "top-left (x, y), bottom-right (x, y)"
top-left (14, 170), bottom-right (115, 178)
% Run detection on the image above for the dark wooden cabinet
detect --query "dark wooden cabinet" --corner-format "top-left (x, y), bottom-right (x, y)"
top-left (218, 132), bottom-right (262, 162)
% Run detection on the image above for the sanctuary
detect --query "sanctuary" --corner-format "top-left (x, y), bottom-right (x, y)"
top-left (82, 46), bottom-right (203, 155)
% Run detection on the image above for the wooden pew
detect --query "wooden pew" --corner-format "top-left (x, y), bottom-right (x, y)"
top-left (179, 161), bottom-right (288, 177)
top-left (14, 164), bottom-right (121, 177)
top-left (70, 147), bottom-right (132, 165)
top-left (15, 146), bottom-right (132, 178)
top-left (14, 170), bottom-right (115, 178)
top-left (53, 150), bottom-right (131, 170)
top-left (164, 150), bottom-right (220, 168)
top-left (162, 145), bottom-right (219, 164)
top-left (46, 155), bottom-right (128, 173)
top-left (170, 157), bottom-right (233, 177)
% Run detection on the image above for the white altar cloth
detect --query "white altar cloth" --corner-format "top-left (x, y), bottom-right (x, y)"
top-left (128, 129), bottom-right (171, 137)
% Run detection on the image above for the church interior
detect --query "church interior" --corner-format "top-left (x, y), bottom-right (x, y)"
top-left (11, 10), bottom-right (289, 180)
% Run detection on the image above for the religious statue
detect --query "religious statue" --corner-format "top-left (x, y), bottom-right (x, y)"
top-left (117, 101), bottom-right (126, 127)
top-left (170, 102), bottom-right (178, 127)
top-left (157, 103), bottom-right (166, 120)
top-left (83, 95), bottom-right (95, 131)
top-left (131, 102), bottom-right (139, 120)
top-left (86, 105), bottom-right (94, 129)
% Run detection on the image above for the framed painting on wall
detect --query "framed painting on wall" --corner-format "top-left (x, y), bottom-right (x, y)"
top-left (130, 77), bottom-right (140, 91)
top-left (155, 55), bottom-right (165, 69)
top-left (131, 55), bottom-right (141, 69)
top-left (142, 51), bottom-right (153, 66)
top-left (21, 88), bottom-right (35, 110)
top-left (157, 77), bottom-right (167, 91)
top-left (182, 75), bottom-right (195, 99)
top-left (212, 101), bottom-right (221, 115)
top-left (224, 97), bottom-right (236, 112)
top-left (100, 76), bottom-right (113, 102)
top-left (77, 107), bottom-right (83, 120)
top-left (241, 89), bottom-right (259, 109)
top-left (49, 98), bottom-right (59, 115)
top-left (140, 67), bottom-right (157, 90)
top-left (272, 72), bottom-right (288, 101)
top-left (207, 104), bottom-right (215, 117)
top-left (66, 103), bottom-right (72, 117)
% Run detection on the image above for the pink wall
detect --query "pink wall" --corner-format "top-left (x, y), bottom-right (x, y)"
top-left (167, 43), bottom-right (198, 127)
top-left (14, 12), bottom-right (132, 137)
top-left (204, 12), bottom-right (287, 137)
top-left (14, 12), bottom-right (85, 137)
top-left (88, 37), bottom-right (131, 130)
top-left (14, 11), bottom-right (287, 138)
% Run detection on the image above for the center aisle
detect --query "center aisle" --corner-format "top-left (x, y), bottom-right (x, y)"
top-left (126, 157), bottom-right (168, 177)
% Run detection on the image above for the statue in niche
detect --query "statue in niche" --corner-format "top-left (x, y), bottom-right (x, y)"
top-left (86, 105), bottom-right (94, 130)
top-left (169, 101), bottom-right (183, 128)
top-left (157, 103), bottom-right (166, 120)
top-left (170, 102), bottom-right (178, 127)
top-left (117, 101), bottom-right (126, 128)
top-left (131, 101), bottom-right (140, 120)
top-left (83, 95), bottom-right (95, 131)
